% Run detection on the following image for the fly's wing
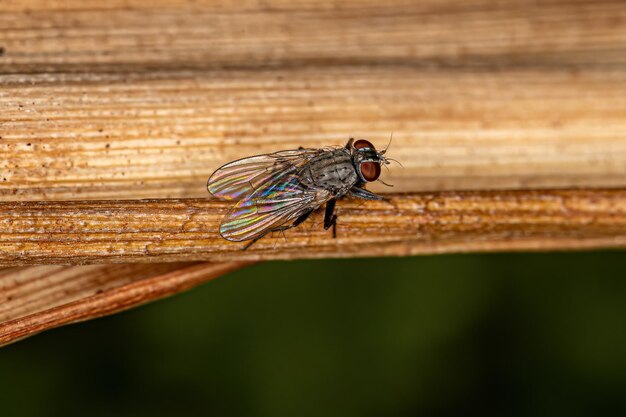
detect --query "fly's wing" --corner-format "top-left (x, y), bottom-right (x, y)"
top-left (207, 148), bottom-right (322, 201)
top-left (219, 175), bottom-right (331, 242)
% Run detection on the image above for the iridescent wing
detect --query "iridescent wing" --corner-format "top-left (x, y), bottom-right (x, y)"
top-left (207, 148), bottom-right (322, 201)
top-left (219, 175), bottom-right (331, 242)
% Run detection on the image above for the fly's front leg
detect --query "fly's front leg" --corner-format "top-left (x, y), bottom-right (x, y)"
top-left (349, 186), bottom-right (383, 200)
top-left (242, 209), bottom-right (314, 251)
top-left (323, 198), bottom-right (338, 238)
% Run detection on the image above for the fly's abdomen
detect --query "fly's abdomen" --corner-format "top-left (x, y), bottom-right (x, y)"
top-left (303, 150), bottom-right (358, 195)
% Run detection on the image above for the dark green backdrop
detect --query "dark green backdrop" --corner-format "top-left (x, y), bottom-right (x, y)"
top-left (2, 252), bottom-right (625, 416)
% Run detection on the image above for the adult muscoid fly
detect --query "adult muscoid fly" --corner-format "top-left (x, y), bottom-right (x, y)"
top-left (207, 138), bottom-right (394, 249)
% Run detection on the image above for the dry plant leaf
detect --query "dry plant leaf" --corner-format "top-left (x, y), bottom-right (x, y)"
top-left (0, 191), bottom-right (624, 266)
top-left (1, 0), bottom-right (626, 346)
top-left (0, 262), bottom-right (250, 347)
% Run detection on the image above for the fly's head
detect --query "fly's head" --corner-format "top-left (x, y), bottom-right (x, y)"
top-left (350, 139), bottom-right (390, 183)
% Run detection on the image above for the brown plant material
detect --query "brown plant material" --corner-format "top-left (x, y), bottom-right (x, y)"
top-left (0, 262), bottom-right (250, 347)
top-left (1, 1), bottom-right (626, 346)
top-left (0, 190), bottom-right (624, 267)
top-left (1, 0), bottom-right (626, 201)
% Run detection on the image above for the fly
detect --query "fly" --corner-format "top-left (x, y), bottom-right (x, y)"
top-left (207, 138), bottom-right (394, 249)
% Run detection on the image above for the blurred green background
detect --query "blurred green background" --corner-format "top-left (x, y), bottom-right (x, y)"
top-left (1, 252), bottom-right (625, 416)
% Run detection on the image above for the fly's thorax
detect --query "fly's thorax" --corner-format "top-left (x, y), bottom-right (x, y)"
top-left (299, 148), bottom-right (358, 195)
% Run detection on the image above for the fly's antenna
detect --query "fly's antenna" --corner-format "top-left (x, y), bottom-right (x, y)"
top-left (381, 132), bottom-right (393, 154)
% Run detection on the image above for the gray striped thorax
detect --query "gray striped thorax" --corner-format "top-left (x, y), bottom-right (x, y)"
top-left (298, 148), bottom-right (359, 196)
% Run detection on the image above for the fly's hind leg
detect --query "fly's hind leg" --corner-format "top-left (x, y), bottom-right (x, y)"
top-left (323, 198), bottom-right (338, 238)
top-left (242, 209), bottom-right (314, 251)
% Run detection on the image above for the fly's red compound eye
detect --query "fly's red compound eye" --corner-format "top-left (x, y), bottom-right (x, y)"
top-left (359, 161), bottom-right (381, 182)
top-left (354, 139), bottom-right (375, 150)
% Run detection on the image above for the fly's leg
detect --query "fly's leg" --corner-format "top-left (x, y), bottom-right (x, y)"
top-left (349, 186), bottom-right (383, 200)
top-left (243, 225), bottom-right (292, 251)
top-left (242, 209), bottom-right (314, 251)
top-left (323, 198), bottom-right (338, 238)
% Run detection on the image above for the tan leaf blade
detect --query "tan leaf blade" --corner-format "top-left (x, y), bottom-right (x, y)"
top-left (0, 262), bottom-right (251, 347)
